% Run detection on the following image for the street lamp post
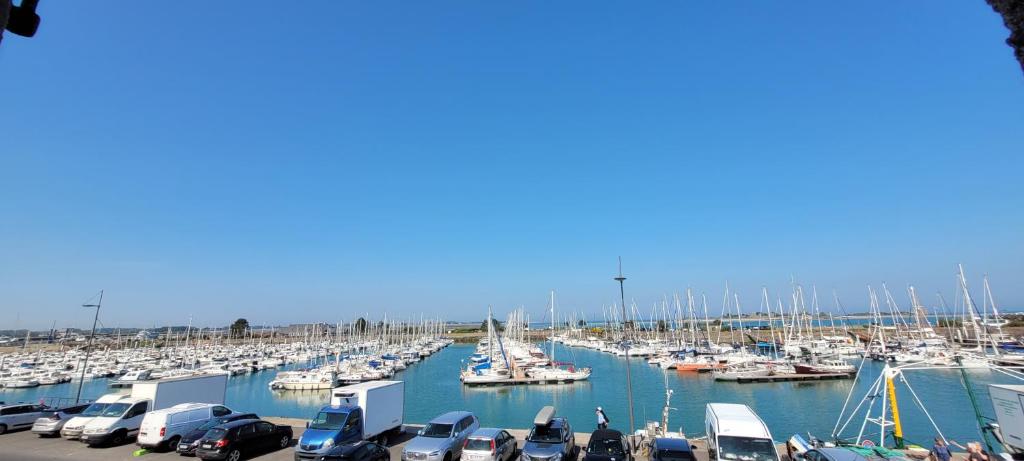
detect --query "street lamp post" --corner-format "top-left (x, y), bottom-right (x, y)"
top-left (75, 290), bottom-right (103, 405)
top-left (615, 257), bottom-right (635, 436)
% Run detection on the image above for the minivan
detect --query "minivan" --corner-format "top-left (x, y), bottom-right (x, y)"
top-left (705, 403), bottom-right (780, 461)
top-left (137, 402), bottom-right (234, 450)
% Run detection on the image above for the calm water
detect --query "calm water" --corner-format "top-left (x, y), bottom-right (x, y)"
top-left (2, 344), bottom-right (1015, 446)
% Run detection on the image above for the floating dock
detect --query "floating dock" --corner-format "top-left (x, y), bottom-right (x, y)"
top-left (715, 372), bottom-right (855, 383)
top-left (462, 377), bottom-right (587, 387)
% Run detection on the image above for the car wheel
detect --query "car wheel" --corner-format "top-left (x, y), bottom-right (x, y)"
top-left (444, 452), bottom-right (452, 461)
top-left (166, 436), bottom-right (181, 452)
top-left (280, 435), bottom-right (291, 449)
top-left (111, 429), bottom-right (127, 446)
top-left (0, 424), bottom-right (7, 435)
top-left (378, 433), bottom-right (389, 446)
top-left (227, 449), bottom-right (242, 461)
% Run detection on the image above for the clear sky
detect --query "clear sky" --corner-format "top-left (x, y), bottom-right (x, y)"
top-left (2, 2), bottom-right (1022, 330)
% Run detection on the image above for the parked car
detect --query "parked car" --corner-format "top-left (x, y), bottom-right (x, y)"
top-left (521, 407), bottom-right (575, 461)
top-left (462, 428), bottom-right (516, 461)
top-left (800, 448), bottom-right (870, 461)
top-left (582, 429), bottom-right (630, 461)
top-left (177, 413), bottom-right (259, 456)
top-left (319, 440), bottom-right (391, 461)
top-left (195, 418), bottom-right (293, 461)
top-left (31, 403), bottom-right (90, 437)
top-left (650, 438), bottom-right (696, 461)
top-left (80, 398), bottom-right (150, 446)
top-left (138, 402), bottom-right (234, 450)
top-left (61, 393), bottom-right (127, 440)
top-left (705, 403), bottom-right (780, 461)
top-left (402, 411), bottom-right (479, 461)
top-left (0, 403), bottom-right (48, 435)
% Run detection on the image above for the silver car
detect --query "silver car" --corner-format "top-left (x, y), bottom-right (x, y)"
top-left (31, 404), bottom-right (91, 437)
top-left (403, 411), bottom-right (480, 461)
top-left (0, 403), bottom-right (48, 435)
top-left (463, 428), bottom-right (517, 461)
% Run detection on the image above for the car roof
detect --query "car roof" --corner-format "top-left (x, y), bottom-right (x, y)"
top-left (706, 404), bottom-right (771, 439)
top-left (589, 429), bottom-right (625, 441)
top-left (653, 438), bottom-right (693, 452)
top-left (814, 448), bottom-right (867, 461)
top-left (470, 428), bottom-right (504, 438)
top-left (217, 419), bottom-right (260, 429)
top-left (430, 411), bottom-right (473, 424)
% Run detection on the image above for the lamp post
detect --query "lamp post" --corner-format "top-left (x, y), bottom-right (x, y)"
top-left (615, 257), bottom-right (635, 435)
top-left (75, 290), bottom-right (103, 405)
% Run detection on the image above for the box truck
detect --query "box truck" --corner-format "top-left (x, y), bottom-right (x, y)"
top-left (294, 380), bottom-right (405, 461)
top-left (79, 373), bottom-right (228, 446)
top-left (989, 384), bottom-right (1024, 455)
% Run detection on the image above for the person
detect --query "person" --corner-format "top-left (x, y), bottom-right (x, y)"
top-left (596, 407), bottom-right (609, 430)
top-left (931, 438), bottom-right (953, 461)
top-left (966, 442), bottom-right (989, 461)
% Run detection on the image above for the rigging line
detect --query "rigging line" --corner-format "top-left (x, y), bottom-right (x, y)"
top-left (832, 325), bottom-right (877, 437)
top-left (896, 371), bottom-right (948, 443)
top-left (836, 370), bottom-right (886, 439)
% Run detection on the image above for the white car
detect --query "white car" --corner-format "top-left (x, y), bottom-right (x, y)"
top-left (137, 403), bottom-right (233, 450)
top-left (61, 393), bottom-right (127, 440)
top-left (0, 403), bottom-right (48, 435)
top-left (79, 398), bottom-right (151, 446)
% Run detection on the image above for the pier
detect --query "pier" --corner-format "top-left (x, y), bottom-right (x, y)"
top-left (714, 372), bottom-right (855, 383)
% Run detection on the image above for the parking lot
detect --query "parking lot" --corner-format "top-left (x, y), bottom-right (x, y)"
top-left (0, 418), bottom-right (620, 461)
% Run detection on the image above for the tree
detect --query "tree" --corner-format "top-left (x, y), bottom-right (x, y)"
top-left (354, 317), bottom-right (368, 333)
top-left (480, 318), bottom-right (502, 331)
top-left (577, 319), bottom-right (587, 327)
top-left (230, 318), bottom-right (249, 339)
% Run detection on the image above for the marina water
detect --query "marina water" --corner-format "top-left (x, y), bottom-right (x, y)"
top-left (2, 343), bottom-right (1013, 445)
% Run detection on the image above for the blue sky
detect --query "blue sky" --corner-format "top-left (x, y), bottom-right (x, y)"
top-left (2, 2), bottom-right (1022, 330)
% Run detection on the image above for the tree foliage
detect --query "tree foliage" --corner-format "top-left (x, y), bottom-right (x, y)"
top-left (230, 318), bottom-right (249, 338)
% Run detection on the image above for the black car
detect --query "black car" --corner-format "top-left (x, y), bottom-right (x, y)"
top-left (177, 413), bottom-right (259, 456)
top-left (319, 440), bottom-right (391, 461)
top-left (195, 419), bottom-right (293, 461)
top-left (650, 437), bottom-right (697, 461)
top-left (583, 429), bottom-right (631, 461)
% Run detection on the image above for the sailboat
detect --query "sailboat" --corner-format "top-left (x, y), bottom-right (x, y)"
top-left (526, 291), bottom-right (592, 381)
top-left (460, 307), bottom-right (514, 384)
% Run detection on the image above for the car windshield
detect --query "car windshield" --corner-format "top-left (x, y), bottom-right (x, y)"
top-left (99, 403), bottom-right (130, 417)
top-left (588, 438), bottom-right (625, 457)
top-left (656, 449), bottom-right (695, 461)
top-left (718, 436), bottom-right (778, 461)
top-left (527, 425), bottom-right (562, 443)
top-left (205, 428), bottom-right (228, 440)
top-left (466, 438), bottom-right (494, 451)
top-left (310, 411), bottom-right (349, 431)
top-left (81, 403), bottom-right (109, 417)
top-left (421, 423), bottom-right (454, 438)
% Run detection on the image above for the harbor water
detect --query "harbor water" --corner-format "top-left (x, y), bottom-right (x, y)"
top-left (1, 343), bottom-right (1013, 446)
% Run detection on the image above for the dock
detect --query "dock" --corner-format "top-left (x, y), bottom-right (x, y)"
top-left (715, 372), bottom-right (855, 383)
top-left (462, 377), bottom-right (587, 387)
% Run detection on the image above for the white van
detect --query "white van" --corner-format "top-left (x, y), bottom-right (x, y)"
top-left (80, 397), bottom-right (151, 446)
top-left (137, 403), bottom-right (233, 449)
top-left (61, 393), bottom-right (128, 439)
top-left (705, 403), bottom-right (780, 461)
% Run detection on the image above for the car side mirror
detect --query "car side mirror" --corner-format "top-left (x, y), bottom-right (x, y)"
top-left (306, 422), bottom-right (310, 428)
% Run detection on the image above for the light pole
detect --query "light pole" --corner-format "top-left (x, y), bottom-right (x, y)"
top-left (75, 290), bottom-right (103, 405)
top-left (615, 257), bottom-right (635, 435)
